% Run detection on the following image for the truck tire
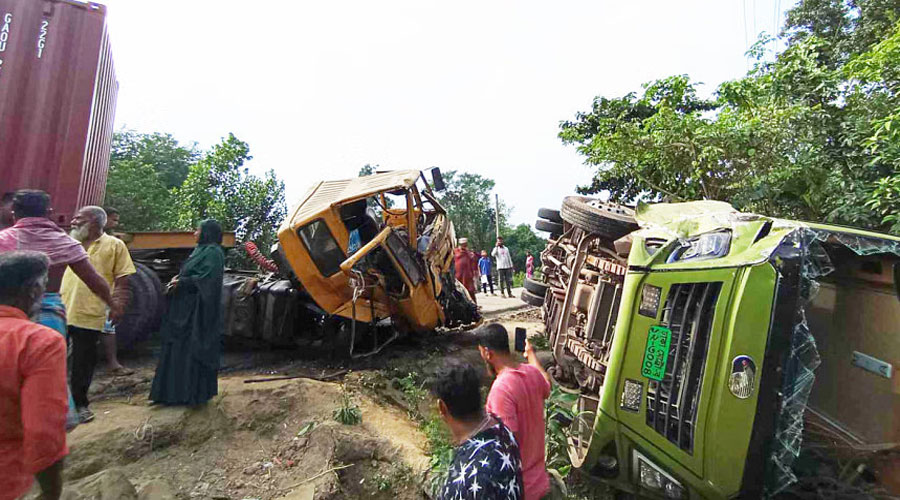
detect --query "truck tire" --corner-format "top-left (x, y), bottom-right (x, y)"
top-left (116, 263), bottom-right (164, 349)
top-left (520, 289), bottom-right (545, 307)
top-left (560, 196), bottom-right (638, 240)
top-left (535, 219), bottom-right (563, 237)
top-left (537, 208), bottom-right (562, 223)
top-left (524, 277), bottom-right (549, 297)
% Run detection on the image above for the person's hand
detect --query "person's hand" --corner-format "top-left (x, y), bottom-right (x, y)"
top-left (524, 339), bottom-right (537, 363)
top-left (108, 301), bottom-right (125, 322)
top-left (166, 276), bottom-right (179, 293)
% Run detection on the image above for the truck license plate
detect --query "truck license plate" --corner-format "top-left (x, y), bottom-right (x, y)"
top-left (642, 326), bottom-right (672, 381)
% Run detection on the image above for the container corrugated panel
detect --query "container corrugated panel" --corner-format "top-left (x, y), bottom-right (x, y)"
top-left (0, 0), bottom-right (117, 225)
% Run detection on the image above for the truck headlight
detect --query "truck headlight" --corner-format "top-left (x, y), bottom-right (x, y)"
top-left (666, 231), bottom-right (731, 263)
top-left (635, 451), bottom-right (686, 499)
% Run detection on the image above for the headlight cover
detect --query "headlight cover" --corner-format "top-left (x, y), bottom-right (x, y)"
top-left (634, 451), bottom-right (686, 499)
top-left (666, 231), bottom-right (731, 263)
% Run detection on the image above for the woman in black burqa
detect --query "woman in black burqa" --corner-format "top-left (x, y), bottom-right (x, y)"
top-left (150, 219), bottom-right (225, 405)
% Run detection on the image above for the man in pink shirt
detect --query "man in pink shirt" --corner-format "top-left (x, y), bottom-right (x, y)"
top-left (478, 323), bottom-right (553, 500)
top-left (0, 251), bottom-right (68, 500)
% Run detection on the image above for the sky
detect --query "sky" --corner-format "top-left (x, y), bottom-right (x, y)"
top-left (101, 0), bottom-right (794, 227)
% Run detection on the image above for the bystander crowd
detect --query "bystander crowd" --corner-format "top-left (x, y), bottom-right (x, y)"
top-left (61, 206), bottom-right (136, 424)
top-left (479, 249), bottom-right (495, 295)
top-left (453, 237), bottom-right (479, 305)
top-left (492, 237), bottom-right (514, 298)
top-left (477, 323), bottom-right (558, 500)
top-left (431, 361), bottom-right (524, 500)
top-left (0, 190), bottom-right (121, 428)
top-left (150, 219), bottom-right (225, 406)
top-left (0, 251), bottom-right (68, 500)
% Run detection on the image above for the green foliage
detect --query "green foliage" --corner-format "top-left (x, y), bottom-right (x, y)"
top-left (423, 414), bottom-right (455, 497)
top-left (435, 170), bottom-right (509, 253)
top-left (561, 2), bottom-right (900, 234)
top-left (105, 130), bottom-right (288, 266)
top-left (111, 130), bottom-right (200, 189)
top-left (529, 334), bottom-right (550, 351)
top-left (104, 159), bottom-right (175, 231)
top-left (544, 386), bottom-right (578, 479)
top-left (333, 384), bottom-right (362, 425)
top-left (503, 223), bottom-right (546, 272)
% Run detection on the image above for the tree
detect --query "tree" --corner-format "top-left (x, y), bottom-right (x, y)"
top-left (171, 134), bottom-right (287, 261)
top-left (111, 130), bottom-right (200, 189)
top-left (104, 159), bottom-right (175, 231)
top-left (560, 1), bottom-right (900, 233)
top-left (435, 170), bottom-right (508, 253)
top-left (502, 223), bottom-right (547, 271)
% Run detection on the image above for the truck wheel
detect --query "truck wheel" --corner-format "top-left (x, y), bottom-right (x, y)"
top-left (116, 263), bottom-right (161, 349)
top-left (560, 196), bottom-right (638, 240)
top-left (537, 208), bottom-right (563, 223)
top-left (520, 289), bottom-right (545, 307)
top-left (524, 277), bottom-right (549, 297)
top-left (535, 219), bottom-right (563, 238)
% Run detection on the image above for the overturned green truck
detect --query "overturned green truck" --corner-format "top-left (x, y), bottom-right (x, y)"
top-left (528, 198), bottom-right (900, 499)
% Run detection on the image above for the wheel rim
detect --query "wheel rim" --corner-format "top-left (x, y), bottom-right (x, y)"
top-left (568, 393), bottom-right (600, 468)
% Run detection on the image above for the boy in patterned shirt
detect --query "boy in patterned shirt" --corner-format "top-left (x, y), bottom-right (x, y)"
top-left (432, 361), bottom-right (524, 500)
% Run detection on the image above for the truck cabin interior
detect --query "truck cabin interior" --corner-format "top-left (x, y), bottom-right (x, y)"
top-left (337, 198), bottom-right (409, 299)
top-left (784, 232), bottom-right (900, 495)
top-left (804, 239), bottom-right (900, 447)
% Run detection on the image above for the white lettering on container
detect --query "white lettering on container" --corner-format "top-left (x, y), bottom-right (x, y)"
top-left (37, 20), bottom-right (48, 58)
top-left (0, 13), bottom-right (12, 52)
top-left (0, 13), bottom-right (11, 80)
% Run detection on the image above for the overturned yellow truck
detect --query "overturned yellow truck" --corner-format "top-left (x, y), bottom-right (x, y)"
top-left (221, 168), bottom-right (479, 356)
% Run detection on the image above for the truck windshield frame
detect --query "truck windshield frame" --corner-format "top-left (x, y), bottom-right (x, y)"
top-left (298, 219), bottom-right (346, 277)
top-left (385, 231), bottom-right (426, 285)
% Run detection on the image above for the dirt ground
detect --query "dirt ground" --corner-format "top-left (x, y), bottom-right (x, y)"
top-left (50, 304), bottom-right (602, 500)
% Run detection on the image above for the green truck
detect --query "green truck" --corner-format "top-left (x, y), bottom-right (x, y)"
top-left (526, 198), bottom-right (900, 499)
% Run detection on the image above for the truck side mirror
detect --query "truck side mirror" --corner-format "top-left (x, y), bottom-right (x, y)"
top-left (431, 167), bottom-right (446, 192)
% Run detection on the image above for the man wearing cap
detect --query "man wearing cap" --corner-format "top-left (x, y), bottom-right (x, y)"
top-left (453, 237), bottom-right (479, 305)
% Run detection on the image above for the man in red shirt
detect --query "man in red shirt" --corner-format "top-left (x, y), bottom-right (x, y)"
top-left (478, 323), bottom-right (553, 500)
top-left (453, 237), bottom-right (479, 305)
top-left (0, 251), bottom-right (68, 500)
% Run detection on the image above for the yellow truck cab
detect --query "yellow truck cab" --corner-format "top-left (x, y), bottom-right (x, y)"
top-left (277, 168), bottom-right (479, 356)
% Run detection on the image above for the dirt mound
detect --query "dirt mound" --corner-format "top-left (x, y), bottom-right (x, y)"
top-left (62, 375), bottom-right (428, 500)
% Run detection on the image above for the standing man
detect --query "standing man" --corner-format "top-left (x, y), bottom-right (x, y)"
top-left (61, 206), bottom-right (135, 423)
top-left (431, 361), bottom-right (524, 500)
top-left (477, 323), bottom-right (552, 500)
top-left (0, 251), bottom-right (69, 500)
top-left (0, 192), bottom-right (14, 230)
top-left (0, 190), bottom-right (121, 429)
top-left (453, 237), bottom-right (479, 305)
top-left (492, 237), bottom-right (514, 298)
top-left (98, 206), bottom-right (131, 374)
top-left (478, 250), bottom-right (495, 295)
top-left (104, 206), bottom-right (120, 233)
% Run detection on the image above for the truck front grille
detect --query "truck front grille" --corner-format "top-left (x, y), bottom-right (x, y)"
top-left (645, 282), bottom-right (722, 454)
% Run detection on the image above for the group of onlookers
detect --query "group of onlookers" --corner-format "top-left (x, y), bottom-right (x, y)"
top-left (432, 323), bottom-right (563, 499)
top-left (0, 189), bottom-right (226, 500)
top-left (455, 236), bottom-right (535, 304)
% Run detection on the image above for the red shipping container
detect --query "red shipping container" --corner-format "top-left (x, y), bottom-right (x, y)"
top-left (0, 0), bottom-right (116, 225)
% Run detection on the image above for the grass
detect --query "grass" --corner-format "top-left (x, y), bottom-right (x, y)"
top-left (529, 334), bottom-right (550, 351)
top-left (371, 463), bottom-right (414, 492)
top-left (545, 385), bottom-right (579, 479)
top-left (333, 383), bottom-right (362, 425)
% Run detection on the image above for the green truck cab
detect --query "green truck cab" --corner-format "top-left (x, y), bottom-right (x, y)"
top-left (531, 199), bottom-right (900, 499)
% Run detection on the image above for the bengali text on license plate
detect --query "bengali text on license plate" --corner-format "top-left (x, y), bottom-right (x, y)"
top-left (641, 326), bottom-right (672, 381)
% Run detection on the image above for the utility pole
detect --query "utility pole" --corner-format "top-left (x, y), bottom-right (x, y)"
top-left (494, 193), bottom-right (500, 240)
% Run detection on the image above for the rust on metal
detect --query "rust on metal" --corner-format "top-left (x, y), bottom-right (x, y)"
top-left (118, 231), bottom-right (237, 250)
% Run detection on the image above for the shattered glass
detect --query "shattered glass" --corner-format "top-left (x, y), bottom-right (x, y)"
top-left (631, 201), bottom-right (900, 496)
top-left (765, 229), bottom-right (828, 496)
